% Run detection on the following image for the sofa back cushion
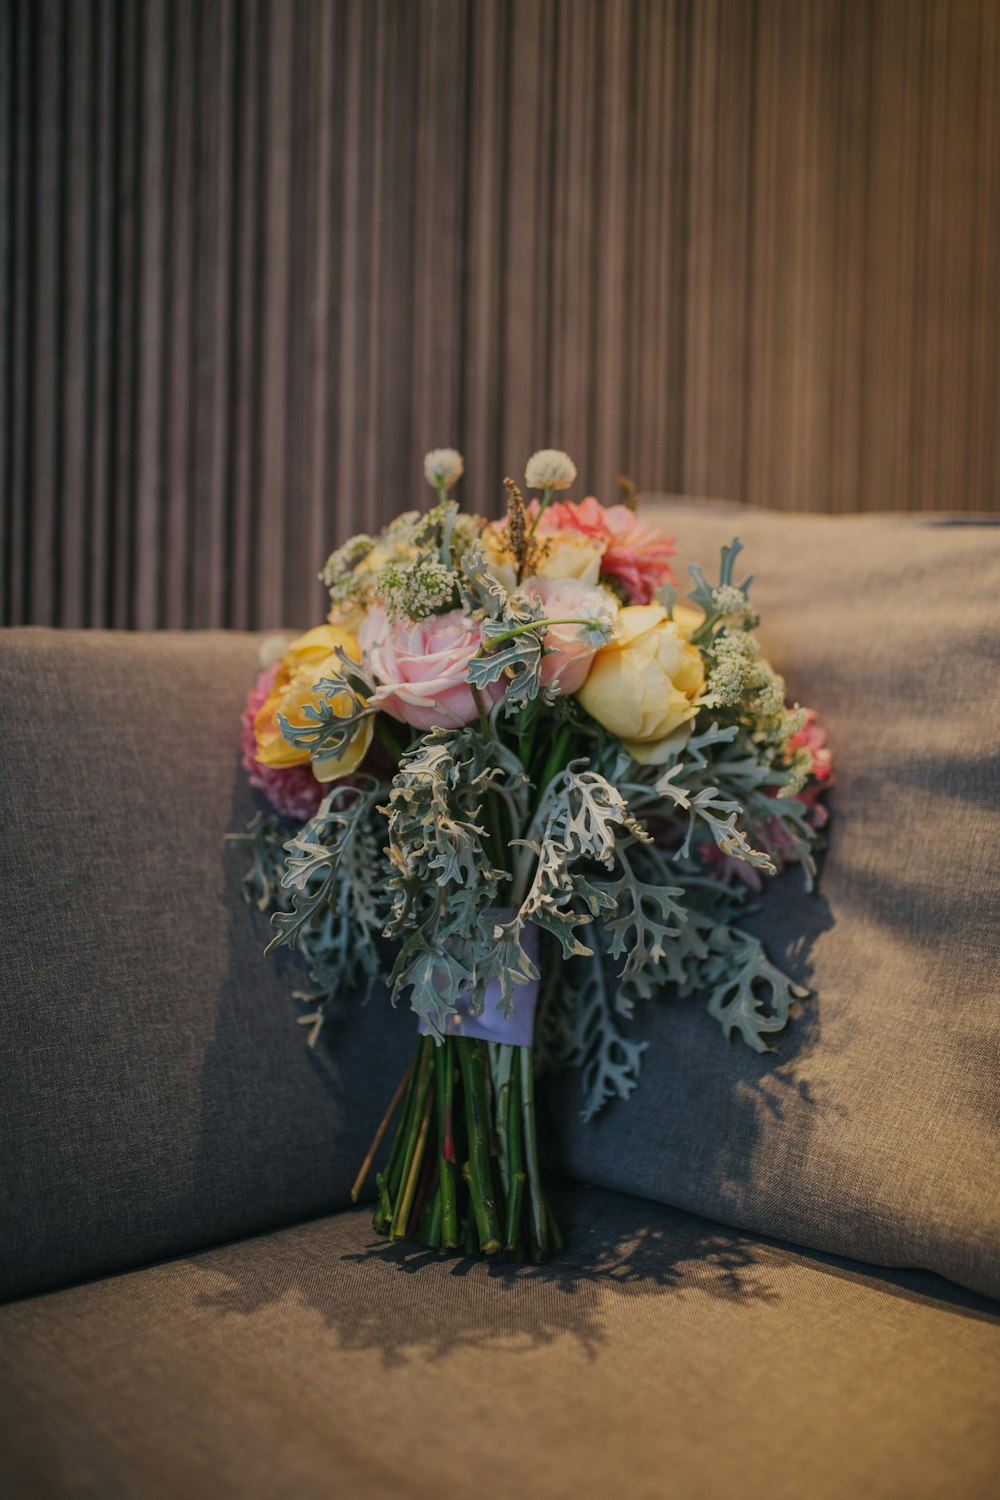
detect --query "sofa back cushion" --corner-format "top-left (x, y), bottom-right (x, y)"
top-left (549, 503), bottom-right (1000, 1300)
top-left (0, 630), bottom-right (412, 1301)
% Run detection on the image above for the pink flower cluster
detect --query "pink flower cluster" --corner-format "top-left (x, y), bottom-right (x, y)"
top-left (788, 710), bottom-right (833, 829)
top-left (241, 666), bottom-right (325, 822)
top-left (539, 496), bottom-right (676, 604)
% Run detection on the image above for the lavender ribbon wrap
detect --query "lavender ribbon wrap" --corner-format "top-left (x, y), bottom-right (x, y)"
top-left (417, 916), bottom-right (540, 1048)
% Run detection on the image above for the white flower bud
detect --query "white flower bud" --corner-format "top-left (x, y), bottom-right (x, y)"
top-left (423, 448), bottom-right (464, 491)
top-left (258, 632), bottom-right (295, 669)
top-left (524, 449), bottom-right (577, 491)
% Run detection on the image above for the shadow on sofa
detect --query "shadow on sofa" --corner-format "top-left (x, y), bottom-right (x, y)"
top-left (188, 1180), bottom-right (998, 1375)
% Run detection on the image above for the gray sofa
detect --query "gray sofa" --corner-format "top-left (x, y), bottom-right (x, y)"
top-left (2, 502), bottom-right (999, 1499)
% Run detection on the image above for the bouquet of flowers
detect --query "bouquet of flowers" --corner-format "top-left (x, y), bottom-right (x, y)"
top-left (234, 448), bottom-right (831, 1262)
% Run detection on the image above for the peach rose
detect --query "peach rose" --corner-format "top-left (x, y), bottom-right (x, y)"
top-left (361, 606), bottom-right (502, 730)
top-left (521, 576), bottom-right (617, 695)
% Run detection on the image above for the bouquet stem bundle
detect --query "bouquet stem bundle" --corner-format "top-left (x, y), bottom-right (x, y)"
top-left (353, 1034), bottom-right (560, 1261)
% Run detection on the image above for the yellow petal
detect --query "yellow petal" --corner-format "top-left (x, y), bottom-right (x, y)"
top-left (609, 603), bottom-right (668, 649)
top-left (313, 714), bottom-right (374, 781)
top-left (576, 652), bottom-right (646, 738)
top-left (671, 603), bottom-right (704, 638)
top-left (253, 625), bottom-right (364, 769)
top-left (622, 720), bottom-right (695, 765)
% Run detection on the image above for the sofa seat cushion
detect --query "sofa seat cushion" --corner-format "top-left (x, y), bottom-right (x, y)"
top-left (1, 1186), bottom-right (997, 1500)
top-left (549, 505), bottom-right (1000, 1300)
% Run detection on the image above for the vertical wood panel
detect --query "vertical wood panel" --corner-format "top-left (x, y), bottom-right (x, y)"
top-left (135, 0), bottom-right (168, 628)
top-left (968, 0), bottom-right (1000, 515)
top-left (30, 0), bottom-right (64, 624)
top-left (2, 0), bottom-right (998, 630)
top-left (10, 0), bottom-right (36, 625)
top-left (58, 0), bottom-right (94, 624)
top-left (590, 0), bottom-right (630, 498)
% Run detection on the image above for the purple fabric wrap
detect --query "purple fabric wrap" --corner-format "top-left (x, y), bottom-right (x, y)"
top-left (418, 920), bottom-right (540, 1047)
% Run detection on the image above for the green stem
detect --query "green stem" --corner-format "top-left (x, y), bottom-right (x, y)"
top-left (387, 1036), bottom-right (432, 1208)
top-left (535, 725), bottom-right (572, 802)
top-left (437, 1037), bottom-right (459, 1248)
top-left (519, 1046), bottom-right (548, 1255)
top-left (374, 1046), bottom-right (420, 1231)
top-left (506, 1174), bottom-right (526, 1253)
top-left (504, 1059), bottom-right (526, 1250)
top-left (528, 485), bottom-right (554, 535)
top-left (520, 712), bottom-right (539, 777)
top-left (491, 1043), bottom-right (514, 1201)
top-left (457, 1039), bottom-right (502, 1253)
top-left (470, 683), bottom-right (491, 739)
top-left (408, 1137), bottom-right (437, 1239)
top-left (374, 1171), bottom-right (393, 1234)
top-left (480, 616), bottom-right (604, 655)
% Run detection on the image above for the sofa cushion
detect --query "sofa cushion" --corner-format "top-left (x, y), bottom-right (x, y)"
top-left (0, 1185), bottom-right (996, 1500)
top-left (549, 505), bottom-right (1000, 1299)
top-left (0, 629), bottom-right (413, 1302)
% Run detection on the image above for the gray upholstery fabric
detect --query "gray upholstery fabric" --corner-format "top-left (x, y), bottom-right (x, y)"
top-left (549, 506), bottom-right (1000, 1299)
top-left (0, 629), bottom-right (412, 1302)
top-left (0, 1186), bottom-right (997, 1500)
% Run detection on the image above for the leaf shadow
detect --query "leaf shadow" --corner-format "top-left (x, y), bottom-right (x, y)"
top-left (194, 1185), bottom-right (784, 1366)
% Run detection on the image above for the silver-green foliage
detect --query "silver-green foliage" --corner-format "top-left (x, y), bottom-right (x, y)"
top-left (236, 534), bottom-right (825, 1117)
top-left (262, 782), bottom-right (392, 1038)
top-left (381, 726), bottom-right (533, 1034)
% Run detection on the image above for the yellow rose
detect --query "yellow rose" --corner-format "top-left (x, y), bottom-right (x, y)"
top-left (671, 602), bottom-right (704, 638)
top-left (576, 604), bottom-right (704, 764)
top-left (254, 624), bottom-right (373, 782)
top-left (535, 533), bottom-right (604, 586)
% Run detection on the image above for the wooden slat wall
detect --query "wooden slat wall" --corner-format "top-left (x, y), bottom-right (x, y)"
top-left (3, 0), bottom-right (998, 630)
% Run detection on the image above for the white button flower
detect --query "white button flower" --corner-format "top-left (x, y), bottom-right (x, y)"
top-left (524, 449), bottom-right (577, 492)
top-left (423, 448), bottom-right (464, 492)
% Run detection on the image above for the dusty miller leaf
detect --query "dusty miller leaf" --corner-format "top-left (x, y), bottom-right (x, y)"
top-left (703, 928), bottom-right (808, 1051)
top-left (560, 943), bottom-right (649, 1122)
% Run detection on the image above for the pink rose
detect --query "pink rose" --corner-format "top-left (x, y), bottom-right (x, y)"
top-left (240, 667), bottom-right (325, 822)
top-left (539, 496), bottom-right (676, 604)
top-left (521, 575), bottom-right (614, 695)
top-left (361, 606), bottom-right (502, 730)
